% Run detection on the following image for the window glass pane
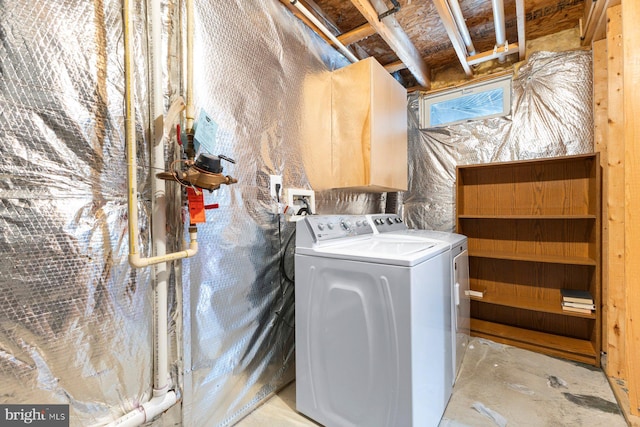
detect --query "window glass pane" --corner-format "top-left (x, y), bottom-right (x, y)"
top-left (430, 88), bottom-right (504, 126)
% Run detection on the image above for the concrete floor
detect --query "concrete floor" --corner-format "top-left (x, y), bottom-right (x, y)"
top-left (236, 338), bottom-right (627, 426)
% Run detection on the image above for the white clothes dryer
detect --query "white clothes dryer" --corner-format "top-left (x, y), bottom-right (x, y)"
top-left (367, 214), bottom-right (470, 383)
top-left (295, 215), bottom-right (453, 427)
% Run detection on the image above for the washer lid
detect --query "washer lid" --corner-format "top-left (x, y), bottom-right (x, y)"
top-left (297, 235), bottom-right (448, 266)
top-left (375, 229), bottom-right (468, 255)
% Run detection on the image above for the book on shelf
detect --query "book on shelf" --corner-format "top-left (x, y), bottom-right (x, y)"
top-left (465, 289), bottom-right (485, 298)
top-left (560, 288), bottom-right (593, 304)
top-left (562, 305), bottom-right (593, 314)
top-left (562, 301), bottom-right (596, 310)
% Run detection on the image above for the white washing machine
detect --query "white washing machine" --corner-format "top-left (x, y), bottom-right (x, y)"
top-left (295, 215), bottom-right (453, 427)
top-left (367, 214), bottom-right (470, 383)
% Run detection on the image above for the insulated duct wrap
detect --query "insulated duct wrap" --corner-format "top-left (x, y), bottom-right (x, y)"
top-left (404, 50), bottom-right (594, 231)
top-left (0, 0), bottom-right (156, 425)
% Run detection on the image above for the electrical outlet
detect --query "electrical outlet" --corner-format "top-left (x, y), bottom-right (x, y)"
top-left (269, 175), bottom-right (282, 199)
top-left (284, 188), bottom-right (315, 219)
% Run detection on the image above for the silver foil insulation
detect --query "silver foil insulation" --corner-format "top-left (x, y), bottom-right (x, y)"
top-left (404, 50), bottom-right (593, 231)
top-left (0, 0), bottom-right (591, 424)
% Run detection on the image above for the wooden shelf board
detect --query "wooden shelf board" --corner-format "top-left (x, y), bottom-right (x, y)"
top-left (459, 214), bottom-right (597, 220)
top-left (457, 153), bottom-right (598, 170)
top-left (469, 290), bottom-right (596, 319)
top-left (471, 319), bottom-right (598, 365)
top-left (468, 250), bottom-right (597, 266)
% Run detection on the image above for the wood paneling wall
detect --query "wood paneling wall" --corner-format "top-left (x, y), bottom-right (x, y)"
top-left (605, 4), bottom-right (626, 381)
top-left (622, 0), bottom-right (640, 417)
top-left (594, 2), bottom-right (640, 423)
top-left (592, 38), bottom-right (608, 358)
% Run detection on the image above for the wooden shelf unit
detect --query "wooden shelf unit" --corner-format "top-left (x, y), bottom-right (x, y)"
top-left (456, 154), bottom-right (601, 366)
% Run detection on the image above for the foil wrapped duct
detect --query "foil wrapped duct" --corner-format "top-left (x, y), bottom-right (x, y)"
top-left (404, 50), bottom-right (594, 232)
top-left (1, 0), bottom-right (381, 426)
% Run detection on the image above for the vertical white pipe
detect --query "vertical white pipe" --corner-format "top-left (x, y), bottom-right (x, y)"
top-left (126, 0), bottom-right (197, 269)
top-left (150, 0), bottom-right (169, 395)
top-left (185, 0), bottom-right (195, 133)
top-left (116, 0), bottom-right (178, 424)
top-left (124, 0), bottom-right (139, 259)
top-left (491, 0), bottom-right (506, 62)
top-left (447, 0), bottom-right (475, 55)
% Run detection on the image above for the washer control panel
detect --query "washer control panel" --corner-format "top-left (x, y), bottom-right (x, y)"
top-left (368, 214), bottom-right (408, 233)
top-left (305, 215), bottom-right (373, 242)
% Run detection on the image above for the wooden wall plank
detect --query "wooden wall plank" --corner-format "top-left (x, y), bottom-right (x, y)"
top-left (623, 0), bottom-right (640, 416)
top-left (605, 4), bottom-right (626, 380)
top-left (582, 0), bottom-right (607, 45)
top-left (592, 38), bottom-right (608, 361)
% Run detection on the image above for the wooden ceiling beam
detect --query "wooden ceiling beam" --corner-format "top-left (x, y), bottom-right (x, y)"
top-left (384, 60), bottom-right (406, 73)
top-left (338, 23), bottom-right (377, 46)
top-left (466, 43), bottom-right (519, 66)
top-left (349, 0), bottom-right (431, 88)
top-left (515, 0), bottom-right (526, 60)
top-left (432, 0), bottom-right (473, 76)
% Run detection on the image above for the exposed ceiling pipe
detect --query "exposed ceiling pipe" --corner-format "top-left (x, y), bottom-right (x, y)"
top-left (351, 0), bottom-right (431, 87)
top-left (515, 0), bottom-right (526, 60)
top-left (491, 0), bottom-right (507, 63)
top-left (378, 0), bottom-right (400, 20)
top-left (432, 0), bottom-right (473, 76)
top-left (467, 42), bottom-right (518, 66)
top-left (289, 0), bottom-right (358, 63)
top-left (447, 0), bottom-right (476, 55)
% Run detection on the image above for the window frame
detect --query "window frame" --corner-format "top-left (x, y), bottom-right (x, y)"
top-left (419, 74), bottom-right (512, 128)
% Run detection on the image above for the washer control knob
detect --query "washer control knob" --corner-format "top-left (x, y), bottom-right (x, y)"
top-left (386, 217), bottom-right (394, 225)
top-left (317, 223), bottom-right (325, 230)
top-left (327, 223), bottom-right (334, 230)
top-left (356, 220), bottom-right (362, 227)
top-left (341, 221), bottom-right (351, 231)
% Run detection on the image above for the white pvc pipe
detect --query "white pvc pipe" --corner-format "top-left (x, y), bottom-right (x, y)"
top-left (125, 0), bottom-right (197, 270)
top-left (106, 391), bottom-right (178, 427)
top-left (491, 0), bottom-right (506, 62)
top-left (447, 0), bottom-right (475, 55)
top-left (149, 0), bottom-right (169, 394)
top-left (290, 0), bottom-right (358, 63)
top-left (115, 0), bottom-right (193, 424)
top-left (185, 0), bottom-right (195, 133)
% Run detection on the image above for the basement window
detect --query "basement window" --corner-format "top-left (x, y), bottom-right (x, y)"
top-left (419, 74), bottom-right (512, 128)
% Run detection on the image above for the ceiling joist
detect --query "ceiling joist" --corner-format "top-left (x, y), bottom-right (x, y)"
top-left (384, 59), bottom-right (406, 74)
top-left (432, 0), bottom-right (473, 76)
top-left (349, 0), bottom-right (431, 88)
top-left (337, 23), bottom-right (377, 46)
